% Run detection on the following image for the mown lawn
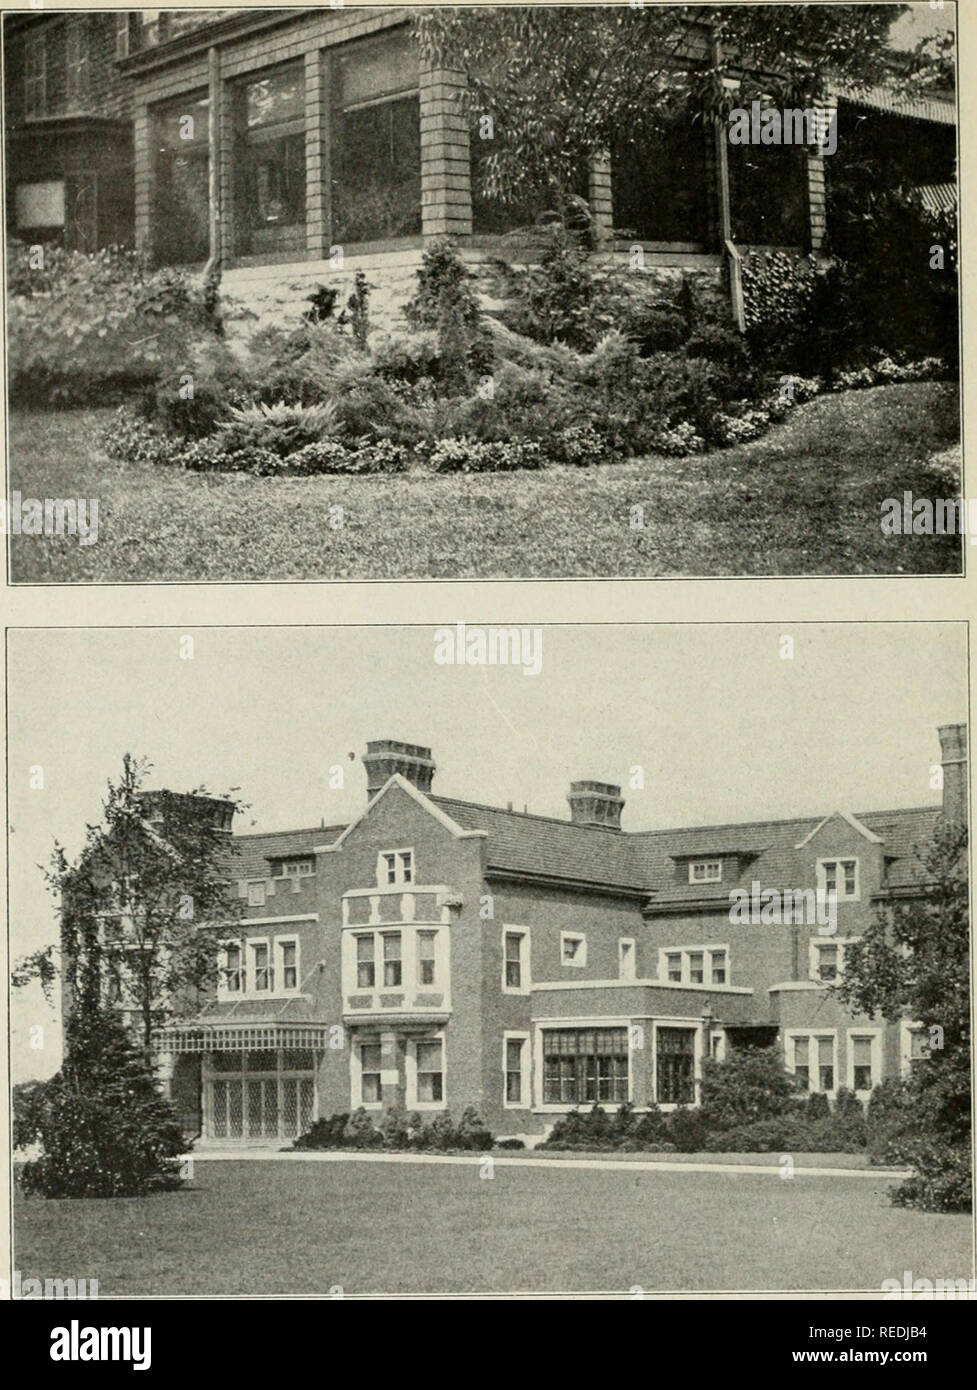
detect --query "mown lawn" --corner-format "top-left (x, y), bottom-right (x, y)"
top-left (14, 1156), bottom-right (972, 1296)
top-left (7, 381), bottom-right (961, 581)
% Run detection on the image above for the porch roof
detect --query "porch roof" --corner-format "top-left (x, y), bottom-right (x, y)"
top-left (154, 1019), bottom-right (332, 1053)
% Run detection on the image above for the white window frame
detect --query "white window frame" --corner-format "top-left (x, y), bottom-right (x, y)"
top-left (270, 858), bottom-right (315, 879)
top-left (502, 926), bottom-right (531, 995)
top-left (247, 880), bottom-right (266, 908)
top-left (846, 1027), bottom-right (883, 1096)
top-left (658, 944), bottom-right (730, 986)
top-left (217, 939), bottom-right (244, 999)
top-left (503, 1030), bottom-right (530, 1110)
top-left (416, 928), bottom-right (438, 988)
top-left (689, 860), bottom-right (722, 884)
top-left (784, 1029), bottom-right (838, 1096)
top-left (248, 937), bottom-right (273, 994)
top-left (275, 935), bottom-right (300, 993)
top-left (353, 930), bottom-right (377, 990)
top-left (406, 1032), bottom-right (446, 1110)
top-left (380, 928), bottom-right (403, 989)
top-left (377, 848), bottom-right (414, 887)
top-left (808, 935), bottom-right (858, 984)
top-left (560, 931), bottom-right (587, 968)
top-left (618, 937), bottom-right (636, 981)
top-left (816, 857), bottom-right (860, 902)
top-left (351, 1036), bottom-right (384, 1110)
top-left (900, 1019), bottom-right (932, 1077)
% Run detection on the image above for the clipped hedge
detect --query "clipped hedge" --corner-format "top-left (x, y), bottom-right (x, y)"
top-left (290, 1105), bottom-right (495, 1154)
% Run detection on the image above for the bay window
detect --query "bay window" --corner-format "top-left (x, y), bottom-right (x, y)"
top-left (382, 932), bottom-right (402, 988)
top-left (542, 1027), bottom-right (629, 1106)
top-left (356, 933), bottom-right (376, 989)
top-left (418, 931), bottom-right (437, 986)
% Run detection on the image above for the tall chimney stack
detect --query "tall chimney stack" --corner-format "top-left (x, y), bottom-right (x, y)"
top-left (567, 780), bottom-right (625, 831)
top-left (938, 724), bottom-right (968, 825)
top-left (363, 740), bottom-right (436, 800)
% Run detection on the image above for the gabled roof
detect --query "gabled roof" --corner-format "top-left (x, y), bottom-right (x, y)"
top-left (228, 794), bottom-right (942, 899)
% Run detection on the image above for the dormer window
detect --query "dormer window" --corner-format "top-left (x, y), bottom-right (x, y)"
top-left (270, 857), bottom-right (314, 879)
top-left (379, 850), bottom-right (413, 886)
top-left (689, 860), bottom-right (722, 884)
top-left (817, 858), bottom-right (859, 901)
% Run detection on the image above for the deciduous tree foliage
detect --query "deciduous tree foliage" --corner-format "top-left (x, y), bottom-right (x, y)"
top-left (413, 4), bottom-right (907, 216)
top-left (836, 821), bottom-right (970, 1211)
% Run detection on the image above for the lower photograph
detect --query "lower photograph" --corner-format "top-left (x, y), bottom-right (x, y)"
top-left (6, 621), bottom-right (973, 1299)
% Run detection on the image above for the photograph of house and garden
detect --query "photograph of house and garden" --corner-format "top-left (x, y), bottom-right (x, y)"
top-left (2, 4), bottom-right (961, 581)
top-left (8, 623), bottom-right (972, 1296)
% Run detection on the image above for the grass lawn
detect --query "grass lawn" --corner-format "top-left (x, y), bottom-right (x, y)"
top-left (14, 1157), bottom-right (972, 1296)
top-left (7, 381), bottom-right (960, 581)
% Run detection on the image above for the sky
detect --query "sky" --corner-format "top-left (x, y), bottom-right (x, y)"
top-left (6, 622), bottom-right (967, 1083)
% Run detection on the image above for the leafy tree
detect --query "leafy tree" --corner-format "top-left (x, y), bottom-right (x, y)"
top-left (14, 753), bottom-right (246, 1051)
top-left (18, 1010), bottom-right (185, 1198)
top-left (413, 5), bottom-right (907, 222)
top-left (699, 1045), bottom-right (801, 1131)
top-left (835, 820), bottom-right (970, 1211)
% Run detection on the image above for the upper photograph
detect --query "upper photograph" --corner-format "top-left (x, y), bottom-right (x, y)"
top-left (3, 3), bottom-right (961, 583)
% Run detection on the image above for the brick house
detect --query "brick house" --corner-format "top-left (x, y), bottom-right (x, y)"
top-left (4, 8), bottom-right (956, 329)
top-left (95, 723), bottom-right (966, 1147)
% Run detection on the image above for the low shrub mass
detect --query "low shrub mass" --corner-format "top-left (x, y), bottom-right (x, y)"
top-left (31, 220), bottom-right (949, 475)
top-left (290, 1105), bottom-right (495, 1153)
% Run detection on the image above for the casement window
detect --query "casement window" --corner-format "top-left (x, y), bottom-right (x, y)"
top-left (382, 932), bottom-right (402, 988)
top-left (542, 1028), bottom-right (629, 1106)
top-left (358, 1042), bottom-right (383, 1105)
top-left (379, 849), bottom-right (413, 886)
top-left (504, 1033), bottom-right (530, 1108)
top-left (235, 63), bottom-right (306, 257)
top-left (503, 929), bottom-right (529, 993)
top-left (727, 140), bottom-right (809, 246)
top-left (417, 930), bottom-right (437, 986)
top-left (330, 30), bottom-right (421, 244)
top-left (656, 1027), bottom-right (697, 1105)
top-left (277, 938), bottom-right (299, 992)
top-left (618, 938), bottom-right (636, 981)
top-left (809, 936), bottom-right (857, 983)
top-left (207, 1049), bottom-right (315, 1142)
top-left (356, 933), bottom-right (376, 988)
top-left (901, 1021), bottom-right (933, 1077)
top-left (560, 932), bottom-right (587, 967)
top-left (219, 941), bottom-right (244, 996)
top-left (414, 1038), bottom-right (444, 1104)
top-left (659, 945), bottom-right (730, 986)
top-left (24, 32), bottom-right (47, 119)
top-left (151, 93), bottom-right (211, 266)
top-left (788, 1032), bottom-right (836, 1093)
top-left (612, 99), bottom-right (710, 246)
top-left (251, 941), bottom-right (273, 993)
top-left (689, 860), bottom-right (722, 884)
top-left (271, 857), bottom-right (314, 879)
top-left (247, 881), bottom-right (266, 908)
top-left (817, 858), bottom-right (859, 901)
top-left (65, 24), bottom-right (89, 110)
top-left (848, 1031), bottom-right (881, 1094)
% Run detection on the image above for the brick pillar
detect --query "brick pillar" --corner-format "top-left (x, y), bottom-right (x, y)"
top-left (807, 151), bottom-right (826, 253)
top-left (133, 104), bottom-right (151, 254)
top-left (589, 152), bottom-right (614, 244)
top-left (305, 48), bottom-right (328, 260)
top-left (420, 65), bottom-right (472, 240)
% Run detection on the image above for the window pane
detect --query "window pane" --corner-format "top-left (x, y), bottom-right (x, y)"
top-left (152, 94), bottom-right (210, 265)
top-left (333, 96), bottom-right (421, 243)
top-left (246, 68), bottom-right (304, 128)
top-left (237, 65), bottom-right (305, 255)
top-left (728, 142), bottom-right (808, 245)
top-left (416, 1041), bottom-right (441, 1073)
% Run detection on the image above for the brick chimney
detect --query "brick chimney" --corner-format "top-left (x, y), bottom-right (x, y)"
top-left (567, 780), bottom-right (625, 831)
top-left (938, 723), bottom-right (968, 825)
top-left (363, 740), bottom-right (436, 799)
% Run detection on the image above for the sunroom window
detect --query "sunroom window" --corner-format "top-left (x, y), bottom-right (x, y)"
top-left (331, 31), bottom-right (421, 244)
top-left (152, 92), bottom-right (210, 266)
top-left (236, 64), bottom-right (306, 257)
